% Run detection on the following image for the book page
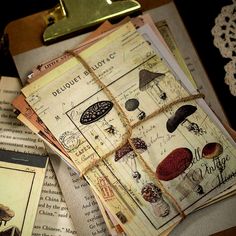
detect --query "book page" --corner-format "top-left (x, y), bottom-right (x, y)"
top-left (32, 162), bottom-right (77, 236)
top-left (49, 153), bottom-right (109, 236)
top-left (0, 76), bottom-right (46, 155)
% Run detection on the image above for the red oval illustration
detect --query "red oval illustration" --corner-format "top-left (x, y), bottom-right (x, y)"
top-left (156, 147), bottom-right (193, 181)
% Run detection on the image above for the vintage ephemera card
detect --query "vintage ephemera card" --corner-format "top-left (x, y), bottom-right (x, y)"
top-left (0, 150), bottom-right (48, 235)
top-left (17, 22), bottom-right (236, 235)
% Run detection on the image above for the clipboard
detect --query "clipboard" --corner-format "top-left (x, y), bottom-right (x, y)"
top-left (4, 0), bottom-right (172, 56)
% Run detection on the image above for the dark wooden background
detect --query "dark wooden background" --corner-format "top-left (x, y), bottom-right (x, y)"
top-left (174, 0), bottom-right (236, 130)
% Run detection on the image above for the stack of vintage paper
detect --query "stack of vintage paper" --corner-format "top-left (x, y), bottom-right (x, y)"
top-left (11, 13), bottom-right (236, 236)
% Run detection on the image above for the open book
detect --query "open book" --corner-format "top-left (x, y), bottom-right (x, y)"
top-left (0, 76), bottom-right (48, 235)
top-left (11, 10), bottom-right (236, 236)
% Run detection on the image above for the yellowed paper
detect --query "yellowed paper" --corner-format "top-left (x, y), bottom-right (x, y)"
top-left (32, 162), bottom-right (77, 236)
top-left (20, 22), bottom-right (236, 236)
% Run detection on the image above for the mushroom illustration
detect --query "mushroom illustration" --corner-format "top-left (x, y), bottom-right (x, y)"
top-left (125, 98), bottom-right (146, 120)
top-left (0, 226), bottom-right (20, 235)
top-left (166, 104), bottom-right (205, 135)
top-left (202, 142), bottom-right (223, 160)
top-left (115, 138), bottom-right (147, 181)
top-left (141, 183), bottom-right (170, 217)
top-left (156, 147), bottom-right (204, 196)
top-left (139, 69), bottom-right (167, 100)
top-left (175, 167), bottom-right (204, 200)
top-left (202, 142), bottom-right (225, 176)
top-left (0, 204), bottom-right (15, 226)
top-left (80, 100), bottom-right (115, 134)
top-left (156, 147), bottom-right (193, 181)
top-left (188, 168), bottom-right (204, 193)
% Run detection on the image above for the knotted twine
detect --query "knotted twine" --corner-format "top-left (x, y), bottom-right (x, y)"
top-left (66, 50), bottom-right (205, 219)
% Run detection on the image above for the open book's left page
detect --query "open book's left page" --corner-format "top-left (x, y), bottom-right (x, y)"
top-left (0, 76), bottom-right (48, 235)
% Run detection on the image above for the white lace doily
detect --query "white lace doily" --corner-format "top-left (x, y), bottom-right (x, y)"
top-left (211, 0), bottom-right (236, 96)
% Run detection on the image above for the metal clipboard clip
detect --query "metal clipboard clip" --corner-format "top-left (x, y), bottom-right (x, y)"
top-left (43, 0), bottom-right (141, 44)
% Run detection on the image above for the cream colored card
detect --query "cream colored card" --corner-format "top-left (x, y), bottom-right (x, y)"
top-left (0, 153), bottom-right (48, 235)
top-left (19, 22), bottom-right (236, 236)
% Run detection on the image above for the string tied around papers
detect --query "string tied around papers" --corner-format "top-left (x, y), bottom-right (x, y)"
top-left (65, 50), bottom-right (205, 220)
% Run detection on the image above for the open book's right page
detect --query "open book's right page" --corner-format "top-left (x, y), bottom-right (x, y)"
top-left (20, 22), bottom-right (236, 236)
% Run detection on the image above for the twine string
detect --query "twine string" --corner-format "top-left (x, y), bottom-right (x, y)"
top-left (66, 50), bottom-right (205, 219)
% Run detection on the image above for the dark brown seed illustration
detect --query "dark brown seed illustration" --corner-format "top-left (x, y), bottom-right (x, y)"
top-left (116, 211), bottom-right (127, 224)
top-left (202, 142), bottom-right (223, 159)
top-left (80, 100), bottom-right (113, 125)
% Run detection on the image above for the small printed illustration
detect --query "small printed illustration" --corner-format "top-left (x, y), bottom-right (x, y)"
top-left (141, 183), bottom-right (170, 217)
top-left (80, 100), bottom-right (114, 125)
top-left (114, 138), bottom-right (147, 181)
top-left (80, 100), bottom-right (116, 134)
top-left (59, 131), bottom-right (80, 152)
top-left (0, 226), bottom-right (20, 236)
top-left (0, 204), bottom-right (20, 236)
top-left (156, 148), bottom-right (204, 197)
top-left (166, 104), bottom-right (205, 135)
top-left (202, 142), bottom-right (225, 178)
top-left (139, 69), bottom-right (167, 100)
top-left (97, 177), bottom-right (114, 201)
top-left (0, 204), bottom-right (15, 226)
top-left (202, 142), bottom-right (223, 160)
top-left (125, 98), bottom-right (146, 120)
